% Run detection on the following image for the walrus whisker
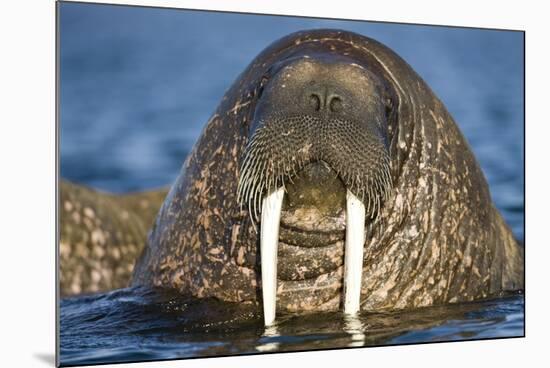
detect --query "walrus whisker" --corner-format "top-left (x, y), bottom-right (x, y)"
top-left (239, 153), bottom-right (254, 178)
top-left (375, 193), bottom-right (380, 219)
top-left (382, 176), bottom-right (389, 200)
top-left (239, 174), bottom-right (252, 207)
top-left (374, 178), bottom-right (382, 213)
top-left (251, 186), bottom-right (259, 222)
top-left (286, 172), bottom-right (295, 185)
top-left (365, 186), bottom-right (372, 215)
top-left (238, 153), bottom-right (261, 203)
top-left (249, 205), bottom-right (258, 234)
top-left (254, 181), bottom-right (266, 221)
top-left (244, 173), bottom-right (257, 201)
top-left (249, 163), bottom-right (264, 209)
top-left (238, 172), bottom-right (254, 205)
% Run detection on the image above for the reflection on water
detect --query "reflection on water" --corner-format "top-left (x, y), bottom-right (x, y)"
top-left (60, 286), bottom-right (523, 366)
top-left (344, 314), bottom-right (366, 347)
top-left (59, 3), bottom-right (524, 366)
top-left (256, 325), bottom-right (281, 352)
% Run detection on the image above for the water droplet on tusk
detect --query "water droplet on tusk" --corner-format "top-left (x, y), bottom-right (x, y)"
top-left (344, 189), bottom-right (366, 315)
top-left (260, 187), bottom-right (284, 326)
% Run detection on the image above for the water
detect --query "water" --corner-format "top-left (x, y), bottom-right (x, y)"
top-left (58, 2), bottom-right (525, 366)
top-left (60, 287), bottom-right (524, 366)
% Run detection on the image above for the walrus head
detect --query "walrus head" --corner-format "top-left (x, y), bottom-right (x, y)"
top-left (237, 53), bottom-right (398, 324)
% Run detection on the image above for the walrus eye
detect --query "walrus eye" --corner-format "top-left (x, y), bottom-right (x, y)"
top-left (257, 76), bottom-right (270, 98)
top-left (384, 97), bottom-right (394, 118)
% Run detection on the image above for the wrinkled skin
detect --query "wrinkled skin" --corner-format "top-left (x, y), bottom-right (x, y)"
top-left (130, 29), bottom-right (524, 313)
top-left (59, 179), bottom-right (168, 295)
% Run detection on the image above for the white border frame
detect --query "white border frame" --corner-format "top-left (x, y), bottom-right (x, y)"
top-left (2, 1), bottom-right (547, 367)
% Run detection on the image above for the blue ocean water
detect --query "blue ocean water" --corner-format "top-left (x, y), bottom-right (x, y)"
top-left (60, 287), bottom-right (523, 366)
top-left (58, 3), bottom-right (525, 366)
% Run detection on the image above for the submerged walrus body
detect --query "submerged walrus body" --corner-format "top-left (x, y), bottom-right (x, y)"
top-left (126, 29), bottom-right (523, 318)
top-left (59, 180), bottom-right (167, 295)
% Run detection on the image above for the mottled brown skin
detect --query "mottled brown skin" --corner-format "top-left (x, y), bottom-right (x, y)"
top-left (131, 29), bottom-right (523, 313)
top-left (59, 179), bottom-right (168, 296)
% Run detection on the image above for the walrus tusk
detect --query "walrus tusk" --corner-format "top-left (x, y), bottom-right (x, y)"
top-left (344, 189), bottom-right (366, 314)
top-left (260, 187), bottom-right (364, 325)
top-left (260, 187), bottom-right (285, 326)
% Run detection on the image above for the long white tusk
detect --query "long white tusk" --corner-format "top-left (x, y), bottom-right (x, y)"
top-left (344, 189), bottom-right (366, 315)
top-left (260, 187), bottom-right (285, 326)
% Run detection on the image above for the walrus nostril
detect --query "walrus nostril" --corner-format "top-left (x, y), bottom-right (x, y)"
top-left (309, 93), bottom-right (322, 111)
top-left (329, 95), bottom-right (343, 112)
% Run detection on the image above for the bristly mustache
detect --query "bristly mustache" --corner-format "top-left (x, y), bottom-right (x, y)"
top-left (237, 114), bottom-right (392, 223)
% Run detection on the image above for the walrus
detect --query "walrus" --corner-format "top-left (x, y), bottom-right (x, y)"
top-left (127, 29), bottom-right (524, 324)
top-left (59, 179), bottom-right (168, 295)
top-left (64, 29), bottom-right (523, 325)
